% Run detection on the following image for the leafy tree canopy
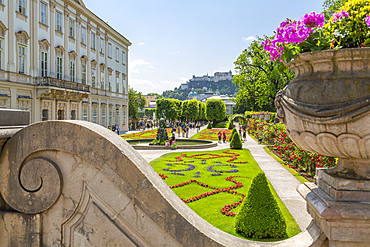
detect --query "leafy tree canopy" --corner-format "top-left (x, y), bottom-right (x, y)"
top-left (205, 99), bottom-right (226, 125)
top-left (128, 88), bottom-right (146, 122)
top-left (233, 37), bottom-right (294, 111)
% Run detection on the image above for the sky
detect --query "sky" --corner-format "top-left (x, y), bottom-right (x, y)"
top-left (86, 0), bottom-right (325, 95)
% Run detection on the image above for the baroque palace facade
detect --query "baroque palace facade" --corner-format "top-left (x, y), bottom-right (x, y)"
top-left (0, 0), bottom-right (131, 130)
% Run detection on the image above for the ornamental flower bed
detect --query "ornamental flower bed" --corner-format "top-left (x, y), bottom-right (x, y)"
top-left (121, 128), bottom-right (172, 140)
top-left (149, 148), bottom-right (301, 239)
top-left (247, 119), bottom-right (336, 177)
top-left (190, 129), bottom-right (232, 141)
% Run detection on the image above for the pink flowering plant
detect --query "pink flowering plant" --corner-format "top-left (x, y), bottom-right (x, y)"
top-left (264, 0), bottom-right (370, 63)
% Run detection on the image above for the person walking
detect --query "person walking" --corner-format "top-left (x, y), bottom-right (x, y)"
top-left (217, 130), bottom-right (222, 143)
top-left (222, 130), bottom-right (227, 143)
top-left (243, 129), bottom-right (247, 142)
top-left (116, 125), bottom-right (120, 135)
top-left (186, 124), bottom-right (189, 138)
top-left (177, 126), bottom-right (181, 137)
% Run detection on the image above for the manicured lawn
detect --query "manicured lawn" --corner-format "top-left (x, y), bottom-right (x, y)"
top-left (190, 129), bottom-right (233, 141)
top-left (150, 148), bottom-right (301, 241)
top-left (129, 140), bottom-right (208, 146)
top-left (121, 128), bottom-right (173, 139)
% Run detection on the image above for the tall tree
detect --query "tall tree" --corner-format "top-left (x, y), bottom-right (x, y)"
top-left (155, 98), bottom-right (180, 122)
top-left (233, 37), bottom-right (294, 111)
top-left (128, 88), bottom-right (146, 122)
top-left (205, 99), bottom-right (226, 126)
top-left (181, 99), bottom-right (199, 121)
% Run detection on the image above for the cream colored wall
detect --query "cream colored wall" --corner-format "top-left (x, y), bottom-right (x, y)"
top-left (0, 0), bottom-right (131, 131)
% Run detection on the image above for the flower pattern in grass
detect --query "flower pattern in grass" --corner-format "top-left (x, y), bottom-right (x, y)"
top-left (192, 129), bottom-right (232, 141)
top-left (207, 164), bottom-right (238, 173)
top-left (169, 175), bottom-right (251, 216)
top-left (163, 163), bottom-right (195, 172)
top-left (121, 128), bottom-right (172, 140)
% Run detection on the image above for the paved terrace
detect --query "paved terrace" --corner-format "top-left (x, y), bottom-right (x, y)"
top-left (126, 125), bottom-right (312, 231)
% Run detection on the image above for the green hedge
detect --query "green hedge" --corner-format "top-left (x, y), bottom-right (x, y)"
top-left (235, 172), bottom-right (286, 239)
top-left (207, 122), bottom-right (212, 129)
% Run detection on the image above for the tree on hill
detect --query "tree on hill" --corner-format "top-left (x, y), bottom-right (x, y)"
top-left (146, 92), bottom-right (163, 99)
top-left (205, 99), bottom-right (226, 126)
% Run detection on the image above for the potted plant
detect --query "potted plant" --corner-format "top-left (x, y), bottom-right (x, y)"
top-left (264, 2), bottom-right (370, 179)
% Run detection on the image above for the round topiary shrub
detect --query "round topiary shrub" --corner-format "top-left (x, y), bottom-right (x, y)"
top-left (207, 122), bottom-right (212, 129)
top-left (230, 131), bottom-right (242, 149)
top-left (235, 172), bottom-right (287, 239)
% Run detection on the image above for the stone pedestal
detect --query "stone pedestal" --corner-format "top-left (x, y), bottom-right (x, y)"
top-left (299, 168), bottom-right (370, 246)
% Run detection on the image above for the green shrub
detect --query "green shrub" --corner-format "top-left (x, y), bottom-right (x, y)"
top-left (235, 172), bottom-right (287, 239)
top-left (229, 128), bottom-right (238, 141)
top-left (230, 131), bottom-right (242, 149)
top-left (228, 120), bottom-right (233, 129)
top-left (207, 122), bottom-right (212, 129)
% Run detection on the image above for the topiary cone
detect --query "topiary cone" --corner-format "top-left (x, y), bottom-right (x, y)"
top-left (229, 128), bottom-right (238, 141)
top-left (235, 172), bottom-right (286, 239)
top-left (229, 131), bottom-right (242, 149)
top-left (207, 122), bottom-right (212, 129)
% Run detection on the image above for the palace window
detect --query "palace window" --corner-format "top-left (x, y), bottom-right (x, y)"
top-left (122, 51), bottom-right (126, 64)
top-left (108, 43), bottom-right (112, 58)
top-left (81, 27), bottom-right (86, 45)
top-left (71, 110), bottom-right (76, 120)
top-left (108, 73), bottom-right (112, 91)
top-left (122, 77), bottom-right (126, 94)
top-left (123, 110), bottom-right (126, 125)
top-left (93, 109), bottom-right (97, 123)
top-left (70, 61), bottom-right (75, 82)
top-left (18, 0), bottom-right (26, 15)
top-left (92, 68), bottom-right (96, 88)
top-left (116, 108), bottom-right (120, 125)
top-left (56, 12), bottom-right (62, 32)
top-left (109, 111), bottom-right (112, 126)
top-left (41, 51), bottom-right (48, 77)
top-left (116, 76), bottom-right (119, 93)
top-left (83, 109), bottom-right (88, 121)
top-left (42, 109), bottom-right (48, 121)
top-left (91, 32), bottom-right (95, 49)
top-left (69, 19), bottom-right (75, 38)
top-left (18, 45), bottom-right (26, 74)
top-left (100, 71), bottom-right (104, 89)
top-left (0, 39), bottom-right (3, 70)
top-left (116, 48), bottom-right (119, 62)
top-left (101, 109), bottom-right (106, 126)
top-left (40, 2), bottom-right (47, 25)
top-left (56, 57), bottom-right (62, 79)
top-left (82, 65), bottom-right (86, 84)
top-left (100, 38), bottom-right (104, 53)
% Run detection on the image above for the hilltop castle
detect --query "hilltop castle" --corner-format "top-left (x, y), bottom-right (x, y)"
top-left (180, 71), bottom-right (233, 90)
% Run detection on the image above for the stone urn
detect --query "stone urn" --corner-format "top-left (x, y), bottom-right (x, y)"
top-left (275, 48), bottom-right (370, 180)
top-left (264, 113), bottom-right (271, 121)
top-left (275, 48), bottom-right (370, 246)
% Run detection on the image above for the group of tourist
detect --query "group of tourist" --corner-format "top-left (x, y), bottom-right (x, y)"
top-left (108, 125), bottom-right (121, 135)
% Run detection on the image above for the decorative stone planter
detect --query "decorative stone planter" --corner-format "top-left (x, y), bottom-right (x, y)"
top-left (251, 114), bottom-right (257, 119)
top-left (276, 48), bottom-right (370, 180)
top-left (275, 48), bottom-right (370, 246)
top-left (258, 114), bottom-right (264, 120)
top-left (264, 114), bottom-right (271, 121)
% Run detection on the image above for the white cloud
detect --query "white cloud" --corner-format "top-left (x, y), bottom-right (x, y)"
top-left (138, 42), bottom-right (145, 46)
top-left (129, 59), bottom-right (152, 74)
top-left (148, 65), bottom-right (155, 69)
top-left (242, 36), bottom-right (256, 42)
top-left (172, 51), bottom-right (180, 55)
